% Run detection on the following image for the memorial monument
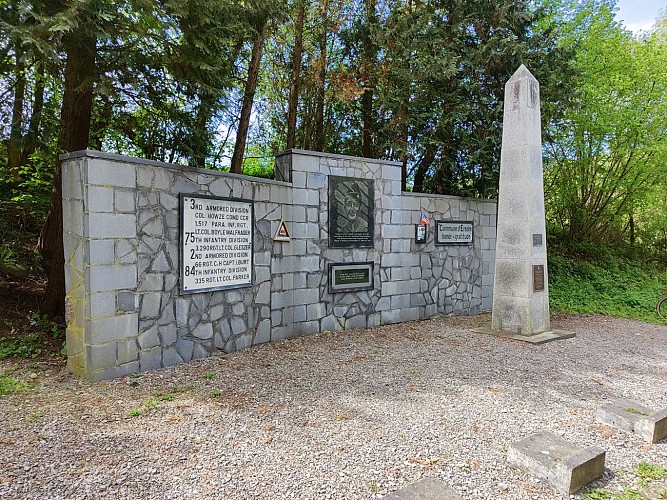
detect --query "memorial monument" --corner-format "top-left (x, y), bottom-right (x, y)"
top-left (487, 65), bottom-right (573, 342)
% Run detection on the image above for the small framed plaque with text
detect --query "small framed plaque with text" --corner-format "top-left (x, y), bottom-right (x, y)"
top-left (328, 262), bottom-right (374, 293)
top-left (435, 221), bottom-right (473, 245)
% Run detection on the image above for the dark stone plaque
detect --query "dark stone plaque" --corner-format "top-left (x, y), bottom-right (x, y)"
top-left (328, 176), bottom-right (374, 248)
top-left (329, 262), bottom-right (374, 293)
top-left (533, 233), bottom-right (543, 246)
top-left (533, 264), bottom-right (545, 292)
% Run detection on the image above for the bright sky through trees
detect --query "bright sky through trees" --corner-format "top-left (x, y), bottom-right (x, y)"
top-left (615, 0), bottom-right (665, 32)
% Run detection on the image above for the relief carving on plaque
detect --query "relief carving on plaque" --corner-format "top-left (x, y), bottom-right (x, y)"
top-left (328, 176), bottom-right (374, 248)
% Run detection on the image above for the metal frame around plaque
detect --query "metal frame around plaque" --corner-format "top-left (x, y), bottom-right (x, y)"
top-left (328, 176), bottom-right (374, 248)
top-left (180, 193), bottom-right (254, 294)
top-left (328, 262), bottom-right (374, 293)
top-left (435, 220), bottom-right (474, 245)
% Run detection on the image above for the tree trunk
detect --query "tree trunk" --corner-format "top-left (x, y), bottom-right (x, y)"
top-left (89, 96), bottom-right (112, 151)
top-left (360, 0), bottom-right (377, 158)
top-left (286, 0), bottom-right (305, 150)
top-left (314, 0), bottom-right (329, 152)
top-left (399, 0), bottom-right (412, 191)
top-left (412, 144), bottom-right (436, 193)
top-left (40, 31), bottom-right (96, 320)
top-left (399, 102), bottom-right (409, 191)
top-left (22, 59), bottom-right (45, 163)
top-left (8, 49), bottom-right (26, 175)
top-left (230, 20), bottom-right (267, 174)
top-left (189, 94), bottom-right (214, 168)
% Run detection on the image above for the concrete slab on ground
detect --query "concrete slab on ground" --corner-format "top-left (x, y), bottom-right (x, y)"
top-left (471, 327), bottom-right (576, 344)
top-left (597, 399), bottom-right (667, 444)
top-left (382, 477), bottom-right (462, 500)
top-left (508, 431), bottom-right (605, 495)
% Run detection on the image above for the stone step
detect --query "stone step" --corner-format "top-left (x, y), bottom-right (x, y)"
top-left (596, 398), bottom-right (667, 444)
top-left (383, 477), bottom-right (462, 500)
top-left (508, 431), bottom-right (605, 495)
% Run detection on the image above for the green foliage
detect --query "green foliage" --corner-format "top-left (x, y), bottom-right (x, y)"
top-left (636, 462), bottom-right (666, 481)
top-left (26, 409), bottom-right (45, 423)
top-left (255, 0), bottom-right (574, 198)
top-left (0, 244), bottom-right (17, 267)
top-left (240, 145), bottom-right (275, 179)
top-left (614, 489), bottom-right (644, 500)
top-left (0, 372), bottom-right (27, 396)
top-left (127, 397), bottom-right (161, 416)
top-left (581, 488), bottom-right (613, 500)
top-left (0, 156), bottom-right (55, 270)
top-left (29, 311), bottom-right (62, 338)
top-left (0, 310), bottom-right (63, 360)
top-left (548, 241), bottom-right (667, 323)
top-left (544, 0), bottom-right (667, 244)
top-left (142, 399), bottom-right (159, 410)
top-left (0, 332), bottom-right (43, 359)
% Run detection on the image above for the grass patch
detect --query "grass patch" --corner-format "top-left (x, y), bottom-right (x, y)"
top-left (26, 409), bottom-right (45, 422)
top-left (614, 489), bottom-right (644, 500)
top-left (548, 242), bottom-right (667, 324)
top-left (127, 399), bottom-right (161, 417)
top-left (169, 383), bottom-right (197, 393)
top-left (153, 391), bottom-right (176, 401)
top-left (581, 488), bottom-right (613, 500)
top-left (0, 372), bottom-right (28, 396)
top-left (636, 462), bottom-right (666, 481)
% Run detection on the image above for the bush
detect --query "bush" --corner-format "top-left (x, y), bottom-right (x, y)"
top-left (548, 241), bottom-right (667, 323)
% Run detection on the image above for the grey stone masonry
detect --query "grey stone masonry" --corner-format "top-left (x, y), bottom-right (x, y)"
top-left (61, 149), bottom-right (496, 380)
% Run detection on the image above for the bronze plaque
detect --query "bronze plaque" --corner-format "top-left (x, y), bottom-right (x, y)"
top-left (533, 264), bottom-right (545, 292)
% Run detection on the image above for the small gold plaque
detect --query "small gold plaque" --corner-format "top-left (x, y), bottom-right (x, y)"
top-left (533, 265), bottom-right (545, 292)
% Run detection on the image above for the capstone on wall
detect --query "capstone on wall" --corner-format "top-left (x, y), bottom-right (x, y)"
top-left (62, 149), bottom-right (496, 380)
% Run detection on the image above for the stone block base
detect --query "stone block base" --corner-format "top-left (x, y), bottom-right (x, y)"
top-left (383, 477), bottom-right (461, 499)
top-left (471, 327), bottom-right (575, 344)
top-left (508, 431), bottom-right (605, 495)
top-left (597, 399), bottom-right (667, 444)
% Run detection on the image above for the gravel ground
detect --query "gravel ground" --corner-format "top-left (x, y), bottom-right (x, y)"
top-left (1, 313), bottom-right (666, 500)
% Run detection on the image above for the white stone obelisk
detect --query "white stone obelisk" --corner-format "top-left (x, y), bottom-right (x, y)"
top-left (491, 65), bottom-right (550, 335)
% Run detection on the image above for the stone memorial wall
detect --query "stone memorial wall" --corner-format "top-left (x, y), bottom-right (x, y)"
top-left (62, 149), bottom-right (497, 380)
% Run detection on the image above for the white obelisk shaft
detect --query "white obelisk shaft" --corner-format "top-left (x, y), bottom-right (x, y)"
top-left (491, 65), bottom-right (550, 334)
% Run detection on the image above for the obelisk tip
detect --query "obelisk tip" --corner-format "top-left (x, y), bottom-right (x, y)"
top-left (509, 64), bottom-right (537, 82)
